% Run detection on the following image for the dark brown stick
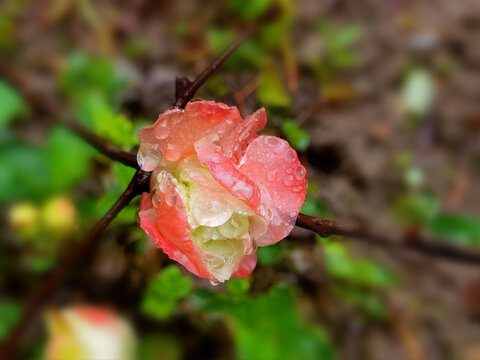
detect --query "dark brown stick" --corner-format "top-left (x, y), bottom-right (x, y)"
top-left (174, 8), bottom-right (279, 109)
top-left (0, 169), bottom-right (150, 357)
top-left (0, 63), bottom-right (138, 168)
top-left (296, 213), bottom-right (480, 265)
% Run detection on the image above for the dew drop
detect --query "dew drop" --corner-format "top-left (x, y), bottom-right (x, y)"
top-left (165, 191), bottom-right (177, 207)
top-left (210, 279), bottom-right (220, 286)
top-left (267, 137), bottom-right (279, 146)
top-left (248, 240), bottom-right (257, 255)
top-left (283, 174), bottom-right (294, 186)
top-left (287, 150), bottom-right (295, 159)
top-left (267, 170), bottom-right (277, 181)
top-left (292, 186), bottom-right (303, 193)
top-left (154, 121), bottom-right (170, 139)
top-left (296, 166), bottom-right (305, 179)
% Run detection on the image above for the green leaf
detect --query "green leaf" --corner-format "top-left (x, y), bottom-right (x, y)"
top-left (61, 52), bottom-right (126, 103)
top-left (228, 0), bottom-right (272, 20)
top-left (206, 76), bottom-right (229, 97)
top-left (206, 28), bottom-right (265, 70)
top-left (331, 285), bottom-right (389, 321)
top-left (191, 284), bottom-right (335, 360)
top-left (323, 241), bottom-right (397, 288)
top-left (46, 127), bottom-right (95, 192)
top-left (318, 22), bottom-right (363, 51)
top-left (77, 94), bottom-right (137, 148)
top-left (0, 302), bottom-right (22, 341)
top-left (301, 199), bottom-right (331, 217)
top-left (428, 213), bottom-right (480, 247)
top-left (113, 162), bottom-right (136, 189)
top-left (402, 68), bottom-right (434, 117)
top-left (392, 192), bottom-right (440, 225)
top-left (257, 61), bottom-right (291, 109)
top-left (281, 119), bottom-right (310, 151)
top-left (226, 278), bottom-right (250, 296)
top-left (0, 140), bottom-right (50, 201)
top-left (0, 80), bottom-right (25, 127)
top-left (141, 266), bottom-right (193, 320)
top-left (257, 242), bottom-right (283, 265)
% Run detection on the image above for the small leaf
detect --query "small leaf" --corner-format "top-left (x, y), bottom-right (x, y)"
top-left (428, 213), bottom-right (480, 247)
top-left (228, 0), bottom-right (272, 20)
top-left (301, 199), bottom-right (331, 217)
top-left (281, 119), bottom-right (310, 151)
top-left (0, 302), bottom-right (22, 341)
top-left (257, 61), bottom-right (291, 108)
top-left (207, 28), bottom-right (265, 70)
top-left (258, 242), bottom-right (283, 265)
top-left (141, 266), bottom-right (193, 320)
top-left (0, 80), bottom-right (26, 127)
top-left (46, 127), bottom-right (95, 192)
top-left (226, 278), bottom-right (250, 296)
top-left (392, 192), bottom-right (440, 225)
top-left (323, 241), bottom-right (397, 288)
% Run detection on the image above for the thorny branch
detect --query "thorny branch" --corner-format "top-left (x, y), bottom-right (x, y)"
top-left (296, 214), bottom-right (480, 265)
top-left (0, 62), bottom-right (138, 168)
top-left (0, 169), bottom-right (150, 357)
top-left (0, 13), bottom-right (268, 356)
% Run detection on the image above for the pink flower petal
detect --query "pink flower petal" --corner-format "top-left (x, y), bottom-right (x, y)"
top-left (137, 101), bottom-right (242, 168)
top-left (220, 107), bottom-right (267, 165)
top-left (195, 138), bottom-right (261, 209)
top-left (238, 136), bottom-right (307, 246)
top-left (232, 253), bottom-right (257, 278)
top-left (139, 181), bottom-right (211, 278)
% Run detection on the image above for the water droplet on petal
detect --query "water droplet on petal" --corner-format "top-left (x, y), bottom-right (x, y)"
top-left (210, 279), bottom-right (220, 286)
top-left (267, 137), bottom-right (279, 146)
top-left (267, 170), bottom-right (277, 181)
top-left (154, 122), bottom-right (170, 139)
top-left (283, 175), bottom-right (294, 186)
top-left (287, 150), bottom-right (295, 159)
top-left (248, 240), bottom-right (257, 255)
top-left (296, 166), bottom-right (305, 179)
top-left (292, 186), bottom-right (303, 193)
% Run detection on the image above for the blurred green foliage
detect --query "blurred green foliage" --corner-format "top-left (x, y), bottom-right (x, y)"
top-left (258, 242), bottom-right (284, 265)
top-left (281, 119), bottom-right (310, 151)
top-left (257, 60), bottom-right (291, 109)
top-left (191, 283), bottom-right (335, 360)
top-left (141, 266), bottom-right (193, 320)
top-left (320, 239), bottom-right (397, 289)
top-left (228, 0), bottom-right (273, 20)
top-left (310, 21), bottom-right (363, 82)
top-left (428, 213), bottom-right (480, 247)
top-left (0, 80), bottom-right (26, 127)
top-left (0, 302), bottom-right (21, 341)
top-left (317, 236), bottom-right (396, 320)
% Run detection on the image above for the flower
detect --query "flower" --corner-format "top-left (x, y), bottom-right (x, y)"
top-left (137, 101), bottom-right (306, 282)
top-left (44, 306), bottom-right (137, 360)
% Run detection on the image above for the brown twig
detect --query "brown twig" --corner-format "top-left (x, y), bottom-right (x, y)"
top-left (0, 169), bottom-right (150, 357)
top-left (0, 62), bottom-right (138, 168)
top-left (174, 8), bottom-right (279, 109)
top-left (296, 213), bottom-right (480, 265)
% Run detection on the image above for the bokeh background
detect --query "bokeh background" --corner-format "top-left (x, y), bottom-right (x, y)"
top-left (1, 0), bottom-right (480, 359)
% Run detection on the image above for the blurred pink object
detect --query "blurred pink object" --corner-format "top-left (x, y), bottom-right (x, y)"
top-left (44, 305), bottom-right (136, 360)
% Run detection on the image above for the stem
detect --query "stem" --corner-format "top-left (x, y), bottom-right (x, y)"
top-left (296, 213), bottom-right (480, 265)
top-left (0, 169), bottom-right (149, 357)
top-left (174, 8), bottom-right (279, 109)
